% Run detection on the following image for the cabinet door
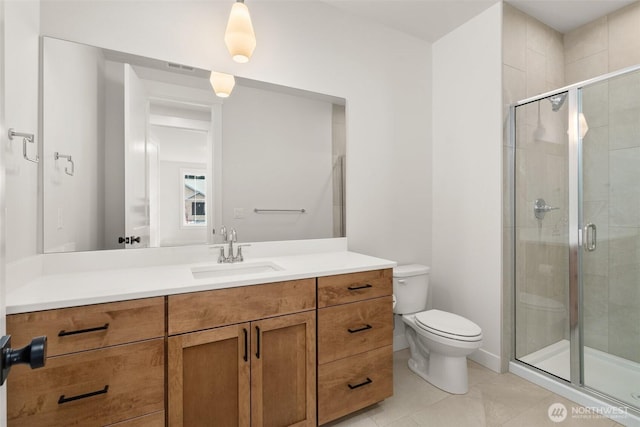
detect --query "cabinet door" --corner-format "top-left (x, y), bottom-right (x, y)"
top-left (168, 323), bottom-right (251, 427)
top-left (251, 311), bottom-right (316, 427)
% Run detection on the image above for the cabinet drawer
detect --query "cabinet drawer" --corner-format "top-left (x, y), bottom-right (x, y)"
top-left (7, 339), bottom-right (165, 427)
top-left (168, 279), bottom-right (316, 335)
top-left (107, 411), bottom-right (165, 426)
top-left (318, 345), bottom-right (393, 425)
top-left (7, 297), bottom-right (165, 357)
top-left (318, 269), bottom-right (392, 308)
top-left (318, 296), bottom-right (393, 364)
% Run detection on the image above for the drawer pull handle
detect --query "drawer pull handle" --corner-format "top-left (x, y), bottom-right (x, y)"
top-left (348, 378), bottom-right (372, 390)
top-left (58, 323), bottom-right (109, 337)
top-left (58, 385), bottom-right (109, 404)
top-left (243, 328), bottom-right (248, 362)
top-left (347, 284), bottom-right (372, 291)
top-left (348, 324), bottom-right (372, 333)
top-left (255, 326), bottom-right (261, 359)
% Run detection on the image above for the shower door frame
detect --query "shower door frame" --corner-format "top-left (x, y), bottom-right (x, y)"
top-left (509, 63), bottom-right (640, 406)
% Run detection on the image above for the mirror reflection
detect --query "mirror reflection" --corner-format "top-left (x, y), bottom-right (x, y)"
top-left (42, 37), bottom-right (346, 253)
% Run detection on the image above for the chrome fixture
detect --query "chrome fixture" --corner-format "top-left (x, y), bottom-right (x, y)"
top-left (254, 208), bottom-right (306, 213)
top-left (534, 198), bottom-right (559, 220)
top-left (8, 128), bottom-right (39, 163)
top-left (584, 223), bottom-right (597, 252)
top-left (215, 226), bottom-right (250, 263)
top-left (549, 93), bottom-right (567, 112)
top-left (54, 152), bottom-right (75, 176)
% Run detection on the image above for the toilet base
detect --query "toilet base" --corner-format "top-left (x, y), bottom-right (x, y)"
top-left (407, 351), bottom-right (469, 394)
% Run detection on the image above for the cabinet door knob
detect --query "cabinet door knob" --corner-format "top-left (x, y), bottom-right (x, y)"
top-left (348, 324), bottom-right (373, 333)
top-left (0, 335), bottom-right (47, 385)
top-left (255, 326), bottom-right (261, 359)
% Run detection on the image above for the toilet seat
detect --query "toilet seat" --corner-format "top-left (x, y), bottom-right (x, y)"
top-left (415, 310), bottom-right (482, 342)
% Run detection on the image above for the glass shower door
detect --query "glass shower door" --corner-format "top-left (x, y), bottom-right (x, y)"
top-left (580, 70), bottom-right (640, 408)
top-left (513, 93), bottom-right (571, 381)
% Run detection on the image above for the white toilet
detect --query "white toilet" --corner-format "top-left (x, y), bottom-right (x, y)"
top-left (393, 264), bottom-right (483, 394)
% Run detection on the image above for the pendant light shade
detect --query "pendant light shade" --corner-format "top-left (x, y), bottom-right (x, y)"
top-left (224, 1), bottom-right (256, 63)
top-left (210, 71), bottom-right (236, 98)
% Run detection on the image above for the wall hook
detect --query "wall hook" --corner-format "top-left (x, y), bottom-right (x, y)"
top-left (54, 152), bottom-right (75, 176)
top-left (8, 128), bottom-right (39, 163)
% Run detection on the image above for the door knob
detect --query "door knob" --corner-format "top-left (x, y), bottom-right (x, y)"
top-left (0, 335), bottom-right (47, 385)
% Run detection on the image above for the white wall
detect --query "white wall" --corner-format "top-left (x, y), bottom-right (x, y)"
top-left (38, 0), bottom-right (433, 266)
top-left (222, 84), bottom-right (333, 242)
top-left (4, 0), bottom-right (38, 263)
top-left (42, 37), bottom-right (105, 252)
top-left (431, 3), bottom-right (503, 371)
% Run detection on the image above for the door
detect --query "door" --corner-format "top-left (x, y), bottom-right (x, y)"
top-left (124, 64), bottom-right (149, 248)
top-left (251, 311), bottom-right (316, 427)
top-left (580, 69), bottom-right (640, 409)
top-left (512, 92), bottom-right (571, 381)
top-left (168, 323), bottom-right (251, 427)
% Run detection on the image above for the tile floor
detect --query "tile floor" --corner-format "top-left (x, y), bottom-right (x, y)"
top-left (325, 349), bottom-right (625, 427)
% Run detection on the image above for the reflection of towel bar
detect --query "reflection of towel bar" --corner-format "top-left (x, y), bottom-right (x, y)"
top-left (55, 152), bottom-right (75, 176)
top-left (254, 208), bottom-right (306, 213)
top-left (8, 128), bottom-right (39, 163)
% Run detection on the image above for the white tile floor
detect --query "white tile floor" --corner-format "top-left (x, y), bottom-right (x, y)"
top-left (325, 349), bottom-right (624, 427)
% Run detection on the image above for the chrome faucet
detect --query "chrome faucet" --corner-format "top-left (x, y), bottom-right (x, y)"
top-left (214, 226), bottom-right (248, 263)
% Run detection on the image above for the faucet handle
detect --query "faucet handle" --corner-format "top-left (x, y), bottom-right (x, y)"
top-left (219, 225), bottom-right (227, 242)
top-left (235, 244), bottom-right (251, 262)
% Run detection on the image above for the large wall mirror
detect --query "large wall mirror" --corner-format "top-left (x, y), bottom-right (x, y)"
top-left (41, 37), bottom-right (346, 253)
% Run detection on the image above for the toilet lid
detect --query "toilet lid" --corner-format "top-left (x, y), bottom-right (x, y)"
top-left (415, 309), bottom-right (482, 340)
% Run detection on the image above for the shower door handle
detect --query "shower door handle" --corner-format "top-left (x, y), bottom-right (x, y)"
top-left (584, 223), bottom-right (597, 252)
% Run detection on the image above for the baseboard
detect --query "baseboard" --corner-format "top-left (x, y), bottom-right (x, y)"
top-left (469, 348), bottom-right (501, 373)
top-left (393, 333), bottom-right (408, 351)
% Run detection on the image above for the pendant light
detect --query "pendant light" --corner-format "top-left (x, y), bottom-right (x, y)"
top-left (224, 0), bottom-right (256, 63)
top-left (210, 71), bottom-right (236, 98)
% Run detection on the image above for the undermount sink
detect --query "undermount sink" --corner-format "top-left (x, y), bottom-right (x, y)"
top-left (191, 261), bottom-right (283, 280)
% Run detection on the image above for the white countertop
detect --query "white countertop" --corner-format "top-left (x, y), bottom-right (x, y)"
top-left (6, 250), bottom-right (396, 314)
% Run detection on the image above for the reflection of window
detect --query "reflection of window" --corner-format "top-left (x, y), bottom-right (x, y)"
top-left (183, 172), bottom-right (207, 226)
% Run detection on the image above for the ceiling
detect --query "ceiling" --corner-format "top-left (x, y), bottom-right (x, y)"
top-left (323, 0), bottom-right (638, 42)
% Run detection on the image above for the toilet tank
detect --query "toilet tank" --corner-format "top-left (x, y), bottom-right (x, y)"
top-left (393, 264), bottom-right (430, 314)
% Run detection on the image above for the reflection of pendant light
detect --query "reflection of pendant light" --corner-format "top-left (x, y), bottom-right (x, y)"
top-left (224, 0), bottom-right (256, 63)
top-left (579, 113), bottom-right (589, 138)
top-left (210, 71), bottom-right (235, 98)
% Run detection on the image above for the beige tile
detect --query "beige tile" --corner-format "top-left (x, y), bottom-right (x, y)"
top-left (546, 31), bottom-right (565, 88)
top-left (411, 390), bottom-right (487, 427)
top-left (324, 408), bottom-right (379, 427)
top-left (384, 416), bottom-right (420, 427)
top-left (526, 48), bottom-right (547, 97)
top-left (609, 148), bottom-right (640, 226)
top-left (607, 302), bottom-right (640, 363)
top-left (583, 125), bottom-right (610, 202)
top-left (583, 272), bottom-right (609, 352)
top-left (467, 360), bottom-right (500, 386)
top-left (565, 51), bottom-right (608, 85)
top-left (564, 16), bottom-right (608, 64)
top-left (503, 395), bottom-right (622, 426)
top-left (609, 1), bottom-right (640, 71)
top-left (503, 3), bottom-right (527, 70)
top-left (503, 64), bottom-right (526, 107)
top-left (582, 80), bottom-right (609, 129)
top-left (526, 15), bottom-right (552, 56)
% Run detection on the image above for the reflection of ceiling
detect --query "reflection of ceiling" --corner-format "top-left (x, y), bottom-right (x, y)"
top-left (321, 0), bottom-right (637, 42)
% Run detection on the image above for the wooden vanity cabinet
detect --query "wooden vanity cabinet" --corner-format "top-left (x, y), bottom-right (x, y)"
top-left (6, 297), bottom-right (165, 427)
top-left (167, 279), bottom-right (317, 427)
top-left (317, 269), bottom-right (394, 425)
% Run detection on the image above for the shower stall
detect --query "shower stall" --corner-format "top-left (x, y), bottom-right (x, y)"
top-left (509, 64), bottom-right (640, 418)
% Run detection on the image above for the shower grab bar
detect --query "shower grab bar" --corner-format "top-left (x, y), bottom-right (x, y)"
top-left (54, 152), bottom-right (75, 176)
top-left (254, 208), bottom-right (306, 213)
top-left (8, 128), bottom-right (39, 163)
top-left (585, 223), bottom-right (597, 252)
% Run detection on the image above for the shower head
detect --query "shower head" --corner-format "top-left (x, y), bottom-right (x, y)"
top-left (549, 93), bottom-right (567, 112)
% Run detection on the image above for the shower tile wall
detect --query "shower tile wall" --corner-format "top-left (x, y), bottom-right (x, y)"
top-left (565, 2), bottom-right (640, 364)
top-left (504, 1), bottom-right (640, 364)
top-left (503, 4), bottom-right (570, 358)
